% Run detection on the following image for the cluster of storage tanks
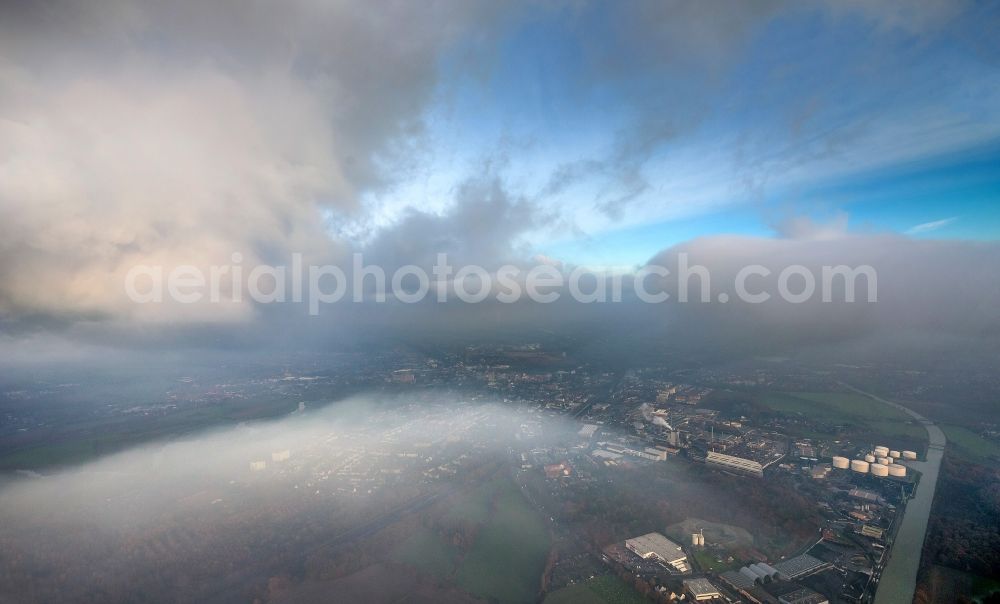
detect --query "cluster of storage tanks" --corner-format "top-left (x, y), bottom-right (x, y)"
top-left (831, 446), bottom-right (916, 479)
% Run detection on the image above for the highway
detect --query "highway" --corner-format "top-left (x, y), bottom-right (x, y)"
top-left (841, 384), bottom-right (946, 604)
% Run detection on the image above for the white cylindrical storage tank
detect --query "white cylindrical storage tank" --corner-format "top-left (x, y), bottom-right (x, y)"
top-left (870, 463), bottom-right (889, 477)
top-left (692, 533), bottom-right (700, 546)
top-left (851, 459), bottom-right (870, 473)
top-left (888, 464), bottom-right (906, 477)
top-left (877, 456), bottom-right (892, 465)
top-left (902, 450), bottom-right (917, 460)
top-left (889, 450), bottom-right (901, 459)
top-left (874, 446), bottom-right (889, 457)
top-left (832, 456), bottom-right (850, 469)
top-left (864, 454), bottom-right (876, 463)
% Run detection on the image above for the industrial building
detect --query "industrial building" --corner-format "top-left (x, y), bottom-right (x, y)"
top-left (683, 578), bottom-right (722, 601)
top-left (769, 583), bottom-right (830, 604)
top-left (810, 465), bottom-right (830, 479)
top-left (625, 532), bottom-right (689, 572)
top-left (706, 451), bottom-right (764, 478)
top-left (772, 554), bottom-right (829, 580)
top-left (720, 569), bottom-right (756, 592)
top-left (737, 562), bottom-right (780, 584)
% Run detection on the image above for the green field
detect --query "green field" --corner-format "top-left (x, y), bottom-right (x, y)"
top-left (443, 479), bottom-right (498, 525)
top-left (390, 527), bottom-right (459, 579)
top-left (941, 425), bottom-right (1000, 463)
top-left (545, 575), bottom-right (647, 604)
top-left (454, 477), bottom-right (551, 604)
top-left (394, 474), bottom-right (553, 604)
top-left (758, 391), bottom-right (927, 441)
top-left (971, 575), bottom-right (1000, 602)
top-left (693, 548), bottom-right (735, 573)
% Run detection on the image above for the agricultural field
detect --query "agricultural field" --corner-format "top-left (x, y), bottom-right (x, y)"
top-left (544, 575), bottom-right (647, 604)
top-left (392, 474), bottom-right (552, 604)
top-left (454, 477), bottom-right (551, 604)
top-left (390, 527), bottom-right (458, 579)
top-left (757, 391), bottom-right (927, 441)
top-left (939, 425), bottom-right (1000, 463)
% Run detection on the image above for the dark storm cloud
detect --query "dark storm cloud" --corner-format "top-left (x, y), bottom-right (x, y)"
top-left (0, 0), bottom-right (507, 325)
top-left (0, 0), bottom-right (994, 369)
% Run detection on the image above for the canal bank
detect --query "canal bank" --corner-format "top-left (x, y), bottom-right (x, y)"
top-left (842, 385), bottom-right (946, 604)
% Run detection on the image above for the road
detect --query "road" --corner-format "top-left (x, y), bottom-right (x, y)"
top-left (841, 384), bottom-right (946, 604)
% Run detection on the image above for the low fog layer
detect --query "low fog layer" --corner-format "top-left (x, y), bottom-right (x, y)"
top-left (0, 394), bottom-right (579, 602)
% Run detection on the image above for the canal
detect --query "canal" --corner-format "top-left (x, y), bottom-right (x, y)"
top-left (843, 385), bottom-right (946, 604)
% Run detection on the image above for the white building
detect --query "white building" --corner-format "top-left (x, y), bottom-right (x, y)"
top-left (625, 532), bottom-right (689, 572)
top-left (683, 578), bottom-right (721, 601)
top-left (706, 451), bottom-right (764, 478)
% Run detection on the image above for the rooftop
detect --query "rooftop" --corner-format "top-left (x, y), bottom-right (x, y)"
top-left (625, 532), bottom-right (687, 565)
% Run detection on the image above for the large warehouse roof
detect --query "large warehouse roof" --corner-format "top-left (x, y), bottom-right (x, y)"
top-left (625, 532), bottom-right (687, 564)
